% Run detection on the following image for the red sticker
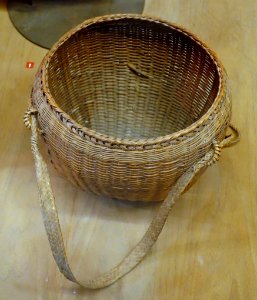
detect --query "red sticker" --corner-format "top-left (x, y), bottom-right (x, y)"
top-left (26, 62), bottom-right (35, 69)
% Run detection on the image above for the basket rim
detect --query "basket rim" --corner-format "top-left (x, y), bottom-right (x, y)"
top-left (41, 13), bottom-right (226, 148)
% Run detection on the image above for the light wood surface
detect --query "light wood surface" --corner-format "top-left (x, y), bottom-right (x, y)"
top-left (0, 1), bottom-right (256, 299)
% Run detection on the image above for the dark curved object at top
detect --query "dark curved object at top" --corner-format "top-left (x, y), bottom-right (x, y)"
top-left (7, 0), bottom-right (145, 49)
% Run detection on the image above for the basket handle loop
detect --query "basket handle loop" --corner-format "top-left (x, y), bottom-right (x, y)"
top-left (28, 111), bottom-right (239, 289)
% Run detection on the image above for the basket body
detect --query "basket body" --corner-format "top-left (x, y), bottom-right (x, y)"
top-left (32, 15), bottom-right (231, 202)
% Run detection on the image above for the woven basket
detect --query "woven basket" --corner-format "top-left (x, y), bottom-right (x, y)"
top-left (24, 14), bottom-right (239, 289)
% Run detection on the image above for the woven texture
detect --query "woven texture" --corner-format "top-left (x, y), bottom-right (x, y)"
top-left (28, 113), bottom-right (239, 289)
top-left (31, 14), bottom-right (232, 201)
top-left (26, 14), bottom-right (240, 288)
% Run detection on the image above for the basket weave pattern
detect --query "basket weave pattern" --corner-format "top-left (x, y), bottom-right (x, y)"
top-left (32, 15), bottom-right (231, 202)
top-left (25, 14), bottom-right (241, 289)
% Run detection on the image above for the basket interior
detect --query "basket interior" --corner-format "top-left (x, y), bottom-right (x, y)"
top-left (47, 18), bottom-right (220, 140)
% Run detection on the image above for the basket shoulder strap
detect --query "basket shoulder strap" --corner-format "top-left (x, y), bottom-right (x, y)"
top-left (29, 112), bottom-right (239, 289)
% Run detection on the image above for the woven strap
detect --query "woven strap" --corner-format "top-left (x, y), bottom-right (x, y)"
top-left (28, 111), bottom-right (239, 289)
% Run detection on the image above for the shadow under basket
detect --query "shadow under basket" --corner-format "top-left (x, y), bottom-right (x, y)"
top-left (25, 14), bottom-right (239, 289)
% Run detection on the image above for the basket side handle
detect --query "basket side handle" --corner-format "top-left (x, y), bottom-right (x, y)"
top-left (27, 109), bottom-right (239, 289)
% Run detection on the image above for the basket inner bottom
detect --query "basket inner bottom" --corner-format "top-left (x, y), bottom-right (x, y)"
top-left (68, 99), bottom-right (195, 140)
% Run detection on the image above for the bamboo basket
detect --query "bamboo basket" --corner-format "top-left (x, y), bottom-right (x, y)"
top-left (24, 14), bottom-right (239, 289)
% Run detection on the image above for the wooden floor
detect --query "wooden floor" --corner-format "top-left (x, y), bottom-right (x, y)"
top-left (0, 1), bottom-right (256, 299)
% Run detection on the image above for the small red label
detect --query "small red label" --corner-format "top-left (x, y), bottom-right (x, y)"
top-left (26, 62), bottom-right (35, 69)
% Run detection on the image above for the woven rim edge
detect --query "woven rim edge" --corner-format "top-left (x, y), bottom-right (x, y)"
top-left (40, 13), bottom-right (226, 147)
